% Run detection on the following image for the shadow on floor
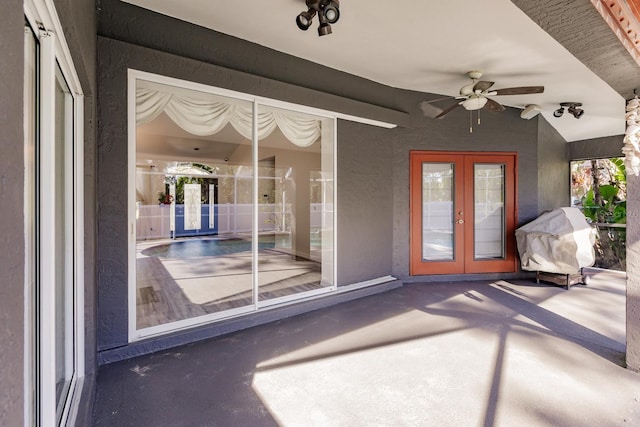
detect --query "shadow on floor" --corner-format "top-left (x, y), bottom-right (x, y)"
top-left (93, 275), bottom-right (638, 427)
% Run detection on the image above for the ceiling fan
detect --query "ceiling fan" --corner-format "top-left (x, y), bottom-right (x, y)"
top-left (420, 71), bottom-right (544, 119)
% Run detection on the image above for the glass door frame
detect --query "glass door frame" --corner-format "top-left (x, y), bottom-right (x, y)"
top-left (25, 1), bottom-right (86, 425)
top-left (410, 151), bottom-right (517, 276)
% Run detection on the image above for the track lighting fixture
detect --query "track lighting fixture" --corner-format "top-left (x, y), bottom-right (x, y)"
top-left (296, 9), bottom-right (316, 31)
top-left (568, 104), bottom-right (585, 119)
top-left (296, 0), bottom-right (340, 36)
top-left (554, 102), bottom-right (584, 119)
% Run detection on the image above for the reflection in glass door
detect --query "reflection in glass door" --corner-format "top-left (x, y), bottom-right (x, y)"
top-left (131, 75), bottom-right (336, 337)
top-left (473, 164), bottom-right (506, 260)
top-left (410, 152), bottom-right (516, 275)
top-left (257, 105), bottom-right (334, 305)
top-left (421, 162), bottom-right (456, 261)
top-left (134, 81), bottom-right (255, 331)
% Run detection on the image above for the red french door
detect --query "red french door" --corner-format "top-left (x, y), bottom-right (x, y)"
top-left (410, 151), bottom-right (517, 275)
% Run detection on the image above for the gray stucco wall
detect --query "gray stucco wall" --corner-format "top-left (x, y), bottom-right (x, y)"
top-left (337, 121), bottom-right (394, 284)
top-left (537, 116), bottom-right (570, 211)
top-left (0, 0), bottom-right (25, 424)
top-left (568, 135), bottom-right (625, 160)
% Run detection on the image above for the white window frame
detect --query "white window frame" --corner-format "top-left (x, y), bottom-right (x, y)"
top-left (127, 70), bottom-right (395, 341)
top-left (24, 0), bottom-right (85, 426)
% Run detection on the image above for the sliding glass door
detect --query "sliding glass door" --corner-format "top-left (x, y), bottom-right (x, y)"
top-left (130, 72), bottom-right (336, 339)
top-left (25, 7), bottom-right (85, 425)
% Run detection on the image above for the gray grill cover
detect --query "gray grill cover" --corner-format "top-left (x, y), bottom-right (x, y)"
top-left (516, 207), bottom-right (596, 274)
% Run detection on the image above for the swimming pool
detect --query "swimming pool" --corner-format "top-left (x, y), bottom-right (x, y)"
top-left (141, 237), bottom-right (278, 258)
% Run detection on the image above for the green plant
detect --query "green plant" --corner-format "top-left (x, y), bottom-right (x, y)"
top-left (582, 185), bottom-right (626, 224)
top-left (575, 158), bottom-right (626, 270)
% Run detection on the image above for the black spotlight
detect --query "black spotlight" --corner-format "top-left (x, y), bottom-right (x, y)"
top-left (568, 104), bottom-right (584, 119)
top-left (553, 107), bottom-right (564, 118)
top-left (296, 9), bottom-right (316, 31)
top-left (317, 23), bottom-right (332, 36)
top-left (296, 0), bottom-right (340, 36)
top-left (317, 9), bottom-right (332, 36)
top-left (323, 0), bottom-right (340, 24)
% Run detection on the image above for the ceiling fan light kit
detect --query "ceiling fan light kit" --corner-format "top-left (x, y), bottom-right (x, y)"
top-left (419, 71), bottom-right (544, 132)
top-left (554, 102), bottom-right (584, 119)
top-left (462, 96), bottom-right (488, 111)
top-left (296, 0), bottom-right (340, 36)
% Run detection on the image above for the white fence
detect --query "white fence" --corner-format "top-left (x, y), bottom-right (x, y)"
top-left (136, 203), bottom-right (331, 240)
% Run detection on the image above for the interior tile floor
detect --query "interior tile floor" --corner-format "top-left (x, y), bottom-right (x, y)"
top-left (93, 269), bottom-right (640, 426)
top-left (136, 237), bottom-right (323, 329)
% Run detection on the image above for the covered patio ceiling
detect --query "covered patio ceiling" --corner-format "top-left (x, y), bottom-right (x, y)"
top-left (124, 0), bottom-right (640, 143)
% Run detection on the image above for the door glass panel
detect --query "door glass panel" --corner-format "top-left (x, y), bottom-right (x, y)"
top-left (54, 65), bottom-right (74, 422)
top-left (474, 164), bottom-right (505, 259)
top-left (422, 163), bottom-right (454, 261)
top-left (257, 105), bottom-right (333, 302)
top-left (135, 80), bottom-right (254, 328)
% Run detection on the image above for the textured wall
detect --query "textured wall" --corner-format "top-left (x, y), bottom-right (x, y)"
top-left (337, 121), bottom-right (394, 285)
top-left (537, 116), bottom-right (570, 211)
top-left (96, 38), bottom-right (130, 350)
top-left (0, 0), bottom-right (25, 424)
top-left (568, 135), bottom-right (625, 160)
top-left (391, 103), bottom-right (541, 280)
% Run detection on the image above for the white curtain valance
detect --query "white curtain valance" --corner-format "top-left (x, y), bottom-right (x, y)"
top-left (136, 87), bottom-right (321, 147)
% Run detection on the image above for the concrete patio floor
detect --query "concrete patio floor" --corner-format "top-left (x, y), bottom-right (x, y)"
top-left (92, 269), bottom-right (640, 426)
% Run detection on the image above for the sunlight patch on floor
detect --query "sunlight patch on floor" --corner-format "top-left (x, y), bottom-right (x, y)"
top-left (253, 327), bottom-right (499, 426)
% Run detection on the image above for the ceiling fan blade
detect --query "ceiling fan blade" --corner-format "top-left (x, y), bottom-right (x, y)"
top-left (473, 81), bottom-right (495, 92)
top-left (492, 86), bottom-right (545, 96)
top-left (435, 102), bottom-right (462, 119)
top-left (484, 98), bottom-right (505, 113)
top-left (420, 95), bottom-right (456, 105)
top-left (420, 102), bottom-right (444, 119)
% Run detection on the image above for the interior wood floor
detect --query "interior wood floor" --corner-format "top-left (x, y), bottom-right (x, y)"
top-left (136, 243), bottom-right (324, 329)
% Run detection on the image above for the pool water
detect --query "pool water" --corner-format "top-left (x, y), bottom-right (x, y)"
top-left (141, 237), bottom-right (277, 258)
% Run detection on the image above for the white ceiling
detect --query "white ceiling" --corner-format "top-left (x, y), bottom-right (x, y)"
top-left (124, 0), bottom-right (626, 142)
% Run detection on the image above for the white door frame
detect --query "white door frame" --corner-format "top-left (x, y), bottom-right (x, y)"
top-left (24, 0), bottom-right (85, 425)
